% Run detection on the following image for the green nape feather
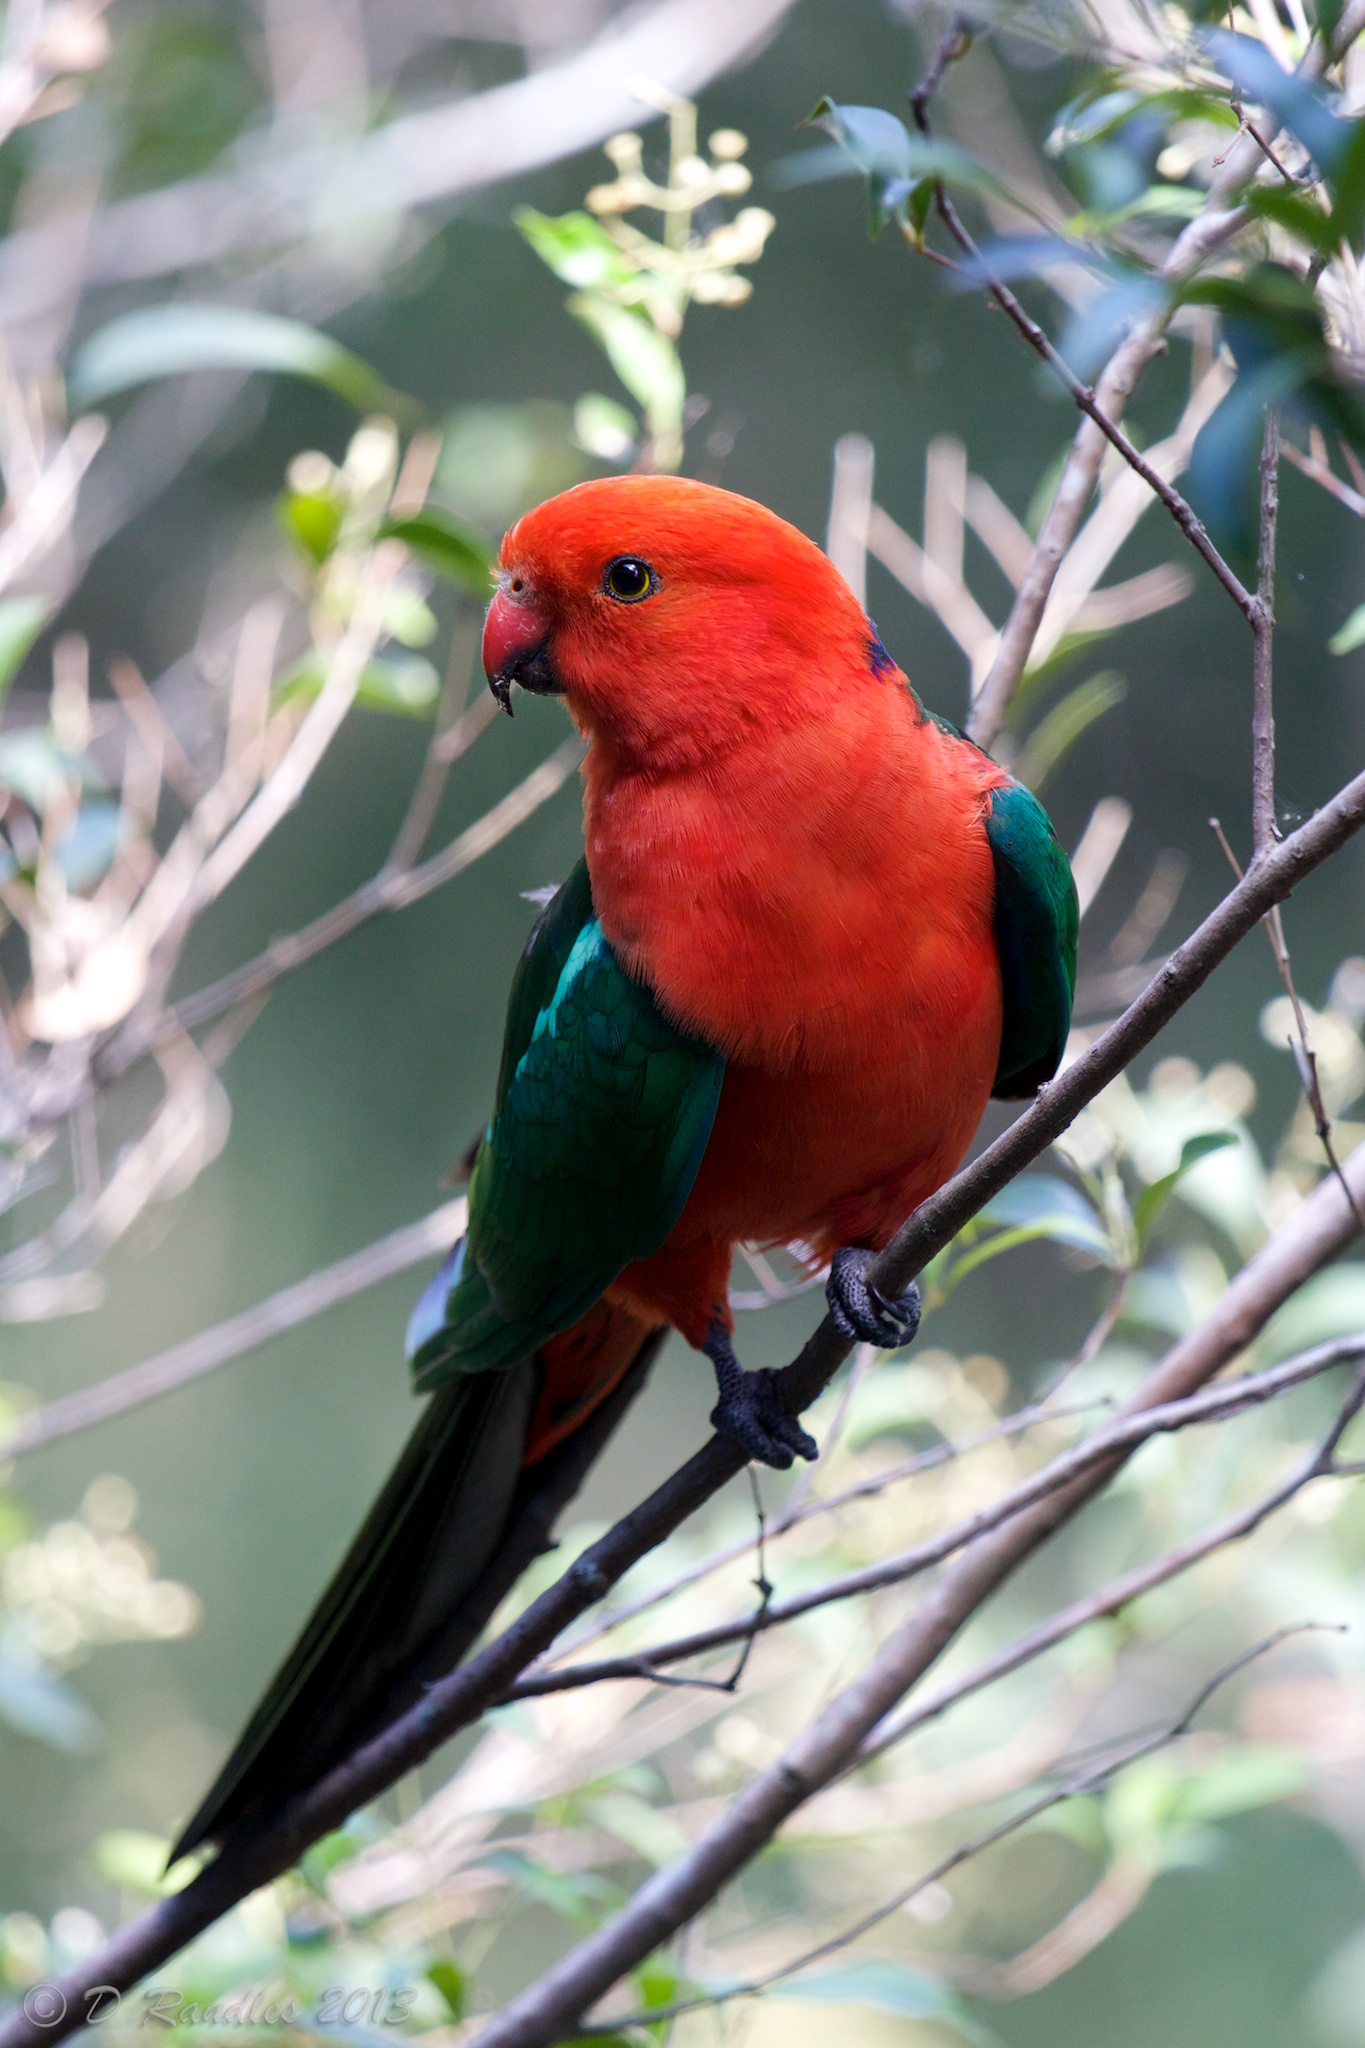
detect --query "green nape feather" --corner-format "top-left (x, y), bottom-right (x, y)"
top-left (985, 781), bottom-right (1079, 1100)
top-left (411, 861), bottom-right (725, 1387)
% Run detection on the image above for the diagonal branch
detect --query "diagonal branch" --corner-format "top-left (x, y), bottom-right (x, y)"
top-left (0, 1199), bottom-right (468, 1460)
top-left (7, 761), bottom-right (1365, 2048)
top-left (501, 1333), bottom-right (1365, 1699)
top-left (960, 0), bottom-right (1365, 749)
top-left (466, 1220), bottom-right (1365, 2048)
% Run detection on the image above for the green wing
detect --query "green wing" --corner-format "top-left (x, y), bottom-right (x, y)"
top-left (985, 781), bottom-right (1078, 1100)
top-left (409, 860), bottom-right (725, 1386)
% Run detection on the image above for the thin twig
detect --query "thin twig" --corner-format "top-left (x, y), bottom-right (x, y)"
top-left (502, 1334), bottom-right (1364, 1699)
top-left (465, 1354), bottom-right (1365, 2048)
top-left (10, 774), bottom-right (1365, 2048)
top-left (98, 736), bottom-right (582, 1071)
top-left (0, 1200), bottom-right (468, 1459)
top-left (577, 1624), bottom-right (1339, 2034)
top-left (916, 186), bottom-right (1256, 622)
top-left (1282, 436), bottom-right (1365, 516)
top-left (1252, 407), bottom-right (1280, 858)
top-left (1211, 815), bottom-right (1365, 1233)
top-left (959, 7), bottom-right (1355, 751)
top-left (548, 1390), bottom-right (1105, 1669)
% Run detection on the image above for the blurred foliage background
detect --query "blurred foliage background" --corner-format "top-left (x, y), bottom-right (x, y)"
top-left (2, 0), bottom-right (1365, 2043)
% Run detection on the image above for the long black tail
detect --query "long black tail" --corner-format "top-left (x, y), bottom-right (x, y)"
top-left (172, 1326), bottom-right (661, 1863)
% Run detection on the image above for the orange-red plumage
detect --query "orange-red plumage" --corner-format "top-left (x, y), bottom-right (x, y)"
top-left (496, 475), bottom-right (1011, 1355)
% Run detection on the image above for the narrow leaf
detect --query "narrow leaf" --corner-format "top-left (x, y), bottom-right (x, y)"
top-left (805, 98), bottom-right (1026, 230)
top-left (276, 653), bottom-right (441, 718)
top-left (1134, 1130), bottom-right (1238, 1242)
top-left (1201, 30), bottom-right (1349, 172)
top-left (1330, 601), bottom-right (1365, 653)
top-left (567, 295), bottom-right (685, 429)
top-left (777, 1961), bottom-right (997, 2043)
top-left (978, 1173), bottom-right (1117, 1261)
top-left (1015, 671), bottom-right (1127, 792)
top-left (0, 595), bottom-right (47, 705)
top-left (379, 510), bottom-right (494, 596)
top-left (514, 208), bottom-right (639, 291)
top-left (69, 305), bottom-right (401, 414)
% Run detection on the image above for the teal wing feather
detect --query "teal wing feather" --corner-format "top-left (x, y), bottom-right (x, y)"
top-left (985, 781), bottom-right (1078, 1100)
top-left (410, 860), bottom-right (725, 1386)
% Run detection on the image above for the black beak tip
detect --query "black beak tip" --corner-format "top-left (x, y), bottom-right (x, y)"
top-left (488, 672), bottom-right (514, 716)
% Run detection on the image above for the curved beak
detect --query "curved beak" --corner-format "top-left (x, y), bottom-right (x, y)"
top-left (482, 588), bottom-right (559, 716)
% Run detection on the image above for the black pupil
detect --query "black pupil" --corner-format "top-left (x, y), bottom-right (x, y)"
top-left (607, 558), bottom-right (650, 600)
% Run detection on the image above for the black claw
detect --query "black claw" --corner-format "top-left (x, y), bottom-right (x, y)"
top-left (704, 1324), bottom-right (818, 1469)
top-left (827, 1247), bottom-right (922, 1350)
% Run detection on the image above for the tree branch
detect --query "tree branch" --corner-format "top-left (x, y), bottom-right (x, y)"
top-left (577, 1626), bottom-right (1340, 2034)
top-left (9, 830), bottom-right (1365, 2045)
top-left (96, 736), bottom-right (582, 1084)
top-left (0, 1200), bottom-right (468, 1460)
top-left (1253, 406), bottom-right (1280, 856)
top-left (501, 1333), bottom-right (1365, 1699)
top-left (465, 1215), bottom-right (1365, 2048)
top-left (960, 3), bottom-right (1363, 750)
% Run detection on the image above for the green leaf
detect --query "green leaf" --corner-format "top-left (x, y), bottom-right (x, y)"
top-left (777, 1962), bottom-right (998, 2043)
top-left (1067, 184), bottom-right (1206, 237)
top-left (276, 652), bottom-right (441, 718)
top-left (0, 728), bottom-right (102, 813)
top-left (69, 305), bottom-right (402, 414)
top-left (91, 1829), bottom-right (196, 1895)
top-left (1048, 85), bottom-right (1238, 155)
top-left (1330, 602), bottom-right (1365, 654)
top-left (1015, 671), bottom-right (1127, 792)
top-left (977, 1173), bottom-right (1118, 1263)
top-left (378, 509), bottom-right (494, 596)
top-left (0, 1639), bottom-right (100, 1754)
top-left (573, 392), bottom-right (639, 463)
top-left (281, 488), bottom-right (343, 566)
top-left (1245, 184), bottom-right (1341, 258)
top-left (494, 1849), bottom-right (620, 1928)
top-left (1174, 1744), bottom-right (1313, 1822)
top-left (514, 207), bottom-right (640, 291)
top-left (384, 587), bottom-right (438, 648)
top-left (567, 294), bottom-right (685, 436)
top-left (425, 1962), bottom-right (466, 2023)
top-left (1330, 107), bottom-right (1365, 246)
top-left (0, 596), bottom-right (47, 704)
top-left (805, 98), bottom-right (1023, 232)
top-left (1134, 1130), bottom-right (1238, 1243)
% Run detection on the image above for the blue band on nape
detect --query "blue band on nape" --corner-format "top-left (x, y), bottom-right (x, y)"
top-left (867, 620), bottom-right (896, 675)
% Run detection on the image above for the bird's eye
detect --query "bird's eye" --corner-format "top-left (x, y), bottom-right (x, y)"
top-left (604, 556), bottom-right (655, 603)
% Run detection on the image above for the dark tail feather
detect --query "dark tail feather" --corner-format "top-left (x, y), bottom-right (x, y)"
top-left (171, 1300), bottom-right (662, 1863)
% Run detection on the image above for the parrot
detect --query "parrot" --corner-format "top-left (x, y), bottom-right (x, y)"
top-left (171, 474), bottom-right (1077, 1862)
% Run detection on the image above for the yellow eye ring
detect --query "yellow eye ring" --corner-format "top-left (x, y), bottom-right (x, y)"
top-left (604, 556), bottom-right (656, 603)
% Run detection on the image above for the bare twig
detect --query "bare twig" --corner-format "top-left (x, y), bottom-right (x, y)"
top-left (1252, 407), bottom-right (1280, 858)
top-left (1282, 436), bottom-right (1365, 515)
top-left (0, 1199), bottom-right (468, 1460)
top-left (99, 736), bottom-right (582, 1070)
top-left (1211, 816), bottom-right (1365, 1233)
top-left (959, 0), bottom-right (1359, 752)
top-left (916, 186), bottom-right (1256, 624)
top-left (464, 1306), bottom-right (1365, 2047)
top-left (578, 1625), bottom-right (1338, 2033)
top-left (547, 1389), bottom-right (1106, 1669)
top-left (502, 1334), bottom-right (1365, 1699)
top-left (11, 966), bottom-right (1365, 2048)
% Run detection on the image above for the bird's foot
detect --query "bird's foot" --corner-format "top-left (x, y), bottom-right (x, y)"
top-left (705, 1324), bottom-right (817, 1469)
top-left (827, 1247), bottom-right (922, 1350)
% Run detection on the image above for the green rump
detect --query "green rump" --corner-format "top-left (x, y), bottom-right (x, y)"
top-left (985, 781), bottom-right (1079, 1100)
top-left (411, 861), bottom-right (725, 1387)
